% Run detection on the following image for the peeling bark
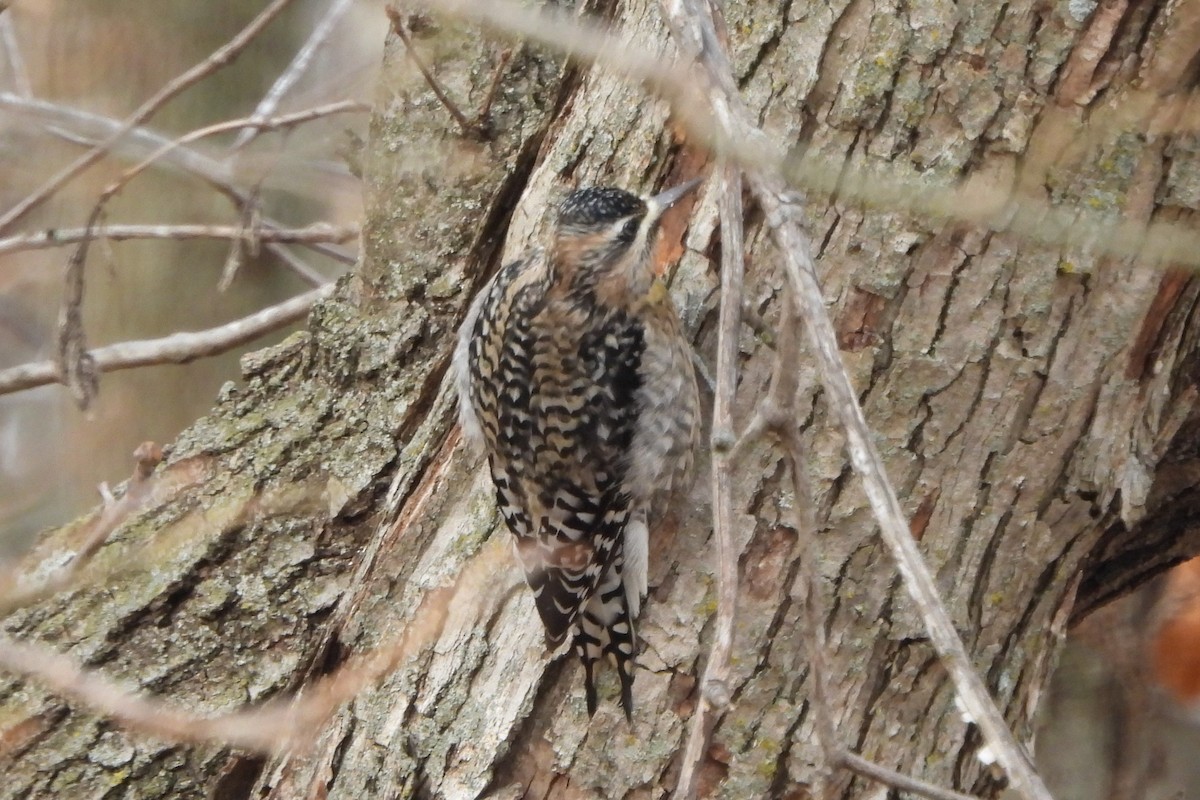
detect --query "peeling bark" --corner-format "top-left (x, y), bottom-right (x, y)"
top-left (5, 0), bottom-right (1200, 798)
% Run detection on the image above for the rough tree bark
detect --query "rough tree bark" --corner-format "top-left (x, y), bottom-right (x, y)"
top-left (4, 0), bottom-right (1200, 797)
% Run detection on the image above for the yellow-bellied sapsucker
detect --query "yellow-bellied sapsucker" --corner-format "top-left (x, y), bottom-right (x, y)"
top-left (454, 179), bottom-right (703, 718)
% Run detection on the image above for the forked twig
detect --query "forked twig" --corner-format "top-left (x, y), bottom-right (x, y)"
top-left (388, 8), bottom-right (475, 135)
top-left (54, 102), bottom-right (363, 408)
top-left (0, 91), bottom-right (357, 277)
top-left (386, 7), bottom-right (509, 138)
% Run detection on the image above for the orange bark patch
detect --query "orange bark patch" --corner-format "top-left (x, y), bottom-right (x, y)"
top-left (836, 288), bottom-right (888, 351)
top-left (1126, 268), bottom-right (1191, 381)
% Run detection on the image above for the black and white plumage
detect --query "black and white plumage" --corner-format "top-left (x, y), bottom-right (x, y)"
top-left (454, 180), bottom-right (702, 718)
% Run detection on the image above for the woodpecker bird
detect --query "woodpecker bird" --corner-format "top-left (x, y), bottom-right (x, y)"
top-left (454, 179), bottom-right (703, 718)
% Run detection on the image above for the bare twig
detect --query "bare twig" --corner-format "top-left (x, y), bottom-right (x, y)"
top-left (53, 101), bottom-right (363, 407)
top-left (746, 283), bottom-right (986, 800)
top-left (674, 163), bottom-right (745, 799)
top-left (0, 0), bottom-right (299, 234)
top-left (94, 101), bottom-right (368, 216)
top-left (387, 8), bottom-right (480, 137)
top-left (398, 0), bottom-right (695, 109)
top-left (0, 223), bottom-right (357, 257)
top-left (759, 188), bottom-right (1049, 800)
top-left (765, 295), bottom-right (838, 798)
top-left (0, 92), bottom-right (357, 277)
top-left (836, 752), bottom-right (982, 800)
top-left (0, 283), bottom-right (334, 397)
top-left (475, 48), bottom-right (514, 131)
top-left (230, 0), bottom-right (356, 151)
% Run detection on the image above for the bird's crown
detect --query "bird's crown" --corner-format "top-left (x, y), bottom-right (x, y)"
top-left (557, 187), bottom-right (646, 229)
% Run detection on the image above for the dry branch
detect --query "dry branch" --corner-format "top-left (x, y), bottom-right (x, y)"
top-left (756, 187), bottom-right (1049, 800)
top-left (0, 223), bottom-right (357, 257)
top-left (0, 283), bottom-right (334, 397)
top-left (92, 101), bottom-right (368, 217)
top-left (0, 92), bottom-right (356, 277)
top-left (230, 0), bottom-right (356, 151)
top-left (53, 101), bottom-right (364, 407)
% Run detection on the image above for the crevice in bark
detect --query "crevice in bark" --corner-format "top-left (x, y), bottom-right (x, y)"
top-left (1076, 502), bottom-right (1200, 619)
top-left (969, 504), bottom-right (1014, 634)
top-left (209, 754), bottom-right (266, 800)
top-left (927, 232), bottom-right (971, 356)
top-left (736, 0), bottom-right (793, 91)
top-left (850, 633), bottom-right (901, 752)
top-left (944, 450), bottom-right (996, 579)
top-left (478, 652), bottom-right (573, 796)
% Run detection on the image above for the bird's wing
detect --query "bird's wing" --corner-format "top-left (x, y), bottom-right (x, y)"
top-left (508, 307), bottom-right (646, 645)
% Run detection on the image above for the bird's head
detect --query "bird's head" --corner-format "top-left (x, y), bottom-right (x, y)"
top-left (550, 178), bottom-right (702, 299)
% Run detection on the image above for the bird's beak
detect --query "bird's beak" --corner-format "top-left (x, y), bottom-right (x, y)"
top-left (646, 176), bottom-right (704, 217)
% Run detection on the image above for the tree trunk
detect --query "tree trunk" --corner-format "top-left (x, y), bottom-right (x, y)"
top-left (4, 1), bottom-right (1200, 798)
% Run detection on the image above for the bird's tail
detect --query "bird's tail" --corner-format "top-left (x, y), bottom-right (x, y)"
top-left (573, 547), bottom-right (638, 720)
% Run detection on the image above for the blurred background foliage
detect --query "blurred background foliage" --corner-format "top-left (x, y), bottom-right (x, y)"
top-left (0, 0), bottom-right (384, 555)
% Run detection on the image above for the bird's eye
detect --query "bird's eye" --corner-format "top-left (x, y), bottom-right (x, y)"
top-left (617, 217), bottom-right (640, 244)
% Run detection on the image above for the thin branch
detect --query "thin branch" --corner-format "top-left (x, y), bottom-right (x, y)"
top-left (0, 223), bottom-right (358, 257)
top-left (396, 0), bottom-right (695, 110)
top-left (7, 91), bottom-right (357, 281)
top-left (387, 8), bottom-right (480, 136)
top-left (836, 752), bottom-right (983, 800)
top-left (770, 296), bottom-right (837, 799)
top-left (674, 163), bottom-right (745, 799)
top-left (53, 101), bottom-right (363, 407)
top-left (0, 283), bottom-right (334, 397)
top-left (230, 0), bottom-right (356, 151)
top-left (773, 317), bottom-right (987, 800)
top-left (0, 0), bottom-right (299, 234)
top-left (475, 48), bottom-right (514, 131)
top-left (759, 187), bottom-right (1049, 800)
top-left (93, 101), bottom-right (368, 218)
